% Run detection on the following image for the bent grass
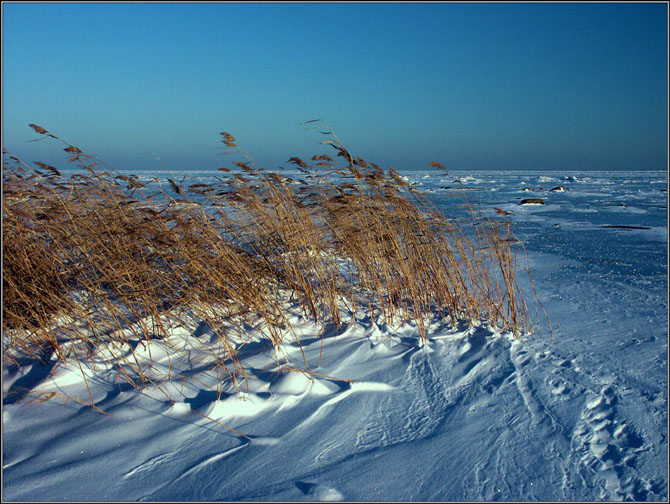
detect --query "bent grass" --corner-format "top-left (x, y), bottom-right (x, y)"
top-left (2, 122), bottom-right (548, 427)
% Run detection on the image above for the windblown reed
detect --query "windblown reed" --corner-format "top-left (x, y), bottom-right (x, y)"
top-left (3, 122), bottom-right (545, 416)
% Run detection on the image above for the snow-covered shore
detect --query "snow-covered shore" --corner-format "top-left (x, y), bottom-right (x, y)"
top-left (3, 170), bottom-right (667, 501)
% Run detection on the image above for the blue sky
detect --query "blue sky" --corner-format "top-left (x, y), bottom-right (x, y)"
top-left (2, 2), bottom-right (667, 172)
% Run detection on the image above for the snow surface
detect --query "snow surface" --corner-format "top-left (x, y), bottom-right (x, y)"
top-left (2, 169), bottom-right (667, 501)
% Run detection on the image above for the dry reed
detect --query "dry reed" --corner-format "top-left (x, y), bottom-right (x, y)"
top-left (2, 122), bottom-right (547, 417)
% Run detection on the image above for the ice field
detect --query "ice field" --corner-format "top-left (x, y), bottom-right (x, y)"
top-left (3, 168), bottom-right (667, 501)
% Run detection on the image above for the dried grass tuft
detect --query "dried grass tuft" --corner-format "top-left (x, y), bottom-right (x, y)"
top-left (3, 122), bottom-right (549, 418)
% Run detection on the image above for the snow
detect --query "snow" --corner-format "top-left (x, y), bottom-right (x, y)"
top-left (2, 169), bottom-right (667, 501)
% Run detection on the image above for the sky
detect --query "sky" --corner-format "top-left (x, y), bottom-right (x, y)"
top-left (2, 2), bottom-right (668, 173)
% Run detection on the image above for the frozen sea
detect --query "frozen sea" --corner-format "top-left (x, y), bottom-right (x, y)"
top-left (2, 168), bottom-right (667, 501)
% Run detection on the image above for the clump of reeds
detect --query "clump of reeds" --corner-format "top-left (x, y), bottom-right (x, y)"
top-left (2, 122), bottom-right (545, 416)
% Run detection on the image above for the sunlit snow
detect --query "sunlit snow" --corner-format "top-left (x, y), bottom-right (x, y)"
top-left (3, 169), bottom-right (667, 501)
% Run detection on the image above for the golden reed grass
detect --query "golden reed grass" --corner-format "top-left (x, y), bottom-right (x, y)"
top-left (2, 122), bottom-right (549, 417)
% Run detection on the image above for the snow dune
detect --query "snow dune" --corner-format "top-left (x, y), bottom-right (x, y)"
top-left (2, 170), bottom-right (667, 501)
top-left (3, 311), bottom-right (665, 501)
